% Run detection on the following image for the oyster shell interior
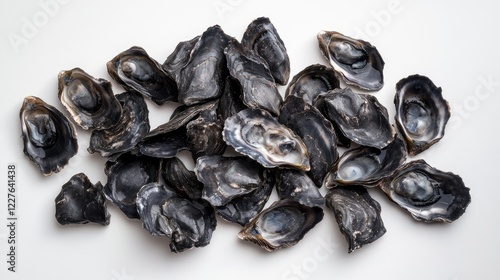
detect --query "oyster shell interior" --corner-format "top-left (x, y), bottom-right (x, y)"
top-left (284, 64), bottom-right (340, 105)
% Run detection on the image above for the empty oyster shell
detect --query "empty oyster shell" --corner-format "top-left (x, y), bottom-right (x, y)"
top-left (57, 68), bottom-right (122, 130)
top-left (238, 199), bottom-right (323, 251)
top-left (136, 182), bottom-right (216, 253)
top-left (378, 160), bottom-right (471, 222)
top-left (314, 88), bottom-right (395, 149)
top-left (276, 169), bottom-right (324, 207)
top-left (88, 91), bottom-right (150, 158)
top-left (195, 155), bottom-right (267, 207)
top-left (55, 173), bottom-right (110, 226)
top-left (103, 153), bottom-right (161, 219)
top-left (394, 74), bottom-right (451, 156)
top-left (317, 31), bottom-right (384, 91)
top-left (325, 186), bottom-right (386, 253)
top-left (242, 17), bottom-right (290, 85)
top-left (164, 25), bottom-right (230, 105)
top-left (323, 136), bottom-right (407, 188)
top-left (162, 157), bottom-right (203, 200)
top-left (225, 39), bottom-right (282, 116)
top-left (20, 96), bottom-right (78, 176)
top-left (223, 108), bottom-right (310, 170)
top-left (284, 64), bottom-right (340, 105)
top-left (279, 95), bottom-right (338, 186)
top-left (107, 46), bottom-right (177, 105)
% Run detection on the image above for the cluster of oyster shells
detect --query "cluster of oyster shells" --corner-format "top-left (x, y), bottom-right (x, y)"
top-left (19, 16), bottom-right (471, 253)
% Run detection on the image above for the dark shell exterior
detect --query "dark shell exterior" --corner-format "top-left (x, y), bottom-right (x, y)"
top-left (20, 96), bottom-right (78, 176)
top-left (285, 64), bottom-right (340, 105)
top-left (325, 186), bottom-right (386, 253)
top-left (223, 108), bottom-right (310, 170)
top-left (162, 157), bottom-right (203, 200)
top-left (186, 103), bottom-right (226, 160)
top-left (317, 31), bottom-right (384, 91)
top-left (57, 67), bottom-right (122, 130)
top-left (55, 173), bottom-right (110, 226)
top-left (276, 169), bottom-right (324, 207)
top-left (394, 74), bottom-right (451, 156)
top-left (88, 91), bottom-right (150, 158)
top-left (107, 46), bottom-right (177, 105)
top-left (225, 39), bottom-right (282, 116)
top-left (314, 88), bottom-right (395, 149)
top-left (238, 199), bottom-right (323, 251)
top-left (279, 95), bottom-right (338, 186)
top-left (323, 136), bottom-right (407, 188)
top-left (378, 160), bottom-right (471, 222)
top-left (242, 17), bottom-right (290, 85)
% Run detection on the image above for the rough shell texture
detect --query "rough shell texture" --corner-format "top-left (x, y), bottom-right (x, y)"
top-left (378, 160), bottom-right (471, 222)
top-left (225, 39), bottom-right (282, 116)
top-left (276, 169), bottom-right (324, 207)
top-left (88, 91), bottom-right (150, 158)
top-left (394, 74), bottom-right (450, 156)
top-left (279, 95), bottom-right (338, 186)
top-left (20, 96), bottom-right (78, 176)
top-left (223, 108), bottom-right (310, 170)
top-left (238, 199), bottom-right (323, 251)
top-left (325, 186), bottom-right (386, 253)
top-left (314, 88), bottom-right (395, 149)
top-left (103, 153), bottom-right (160, 219)
top-left (242, 17), bottom-right (290, 85)
top-left (317, 31), bottom-right (384, 91)
top-left (107, 46), bottom-right (177, 105)
top-left (323, 136), bottom-right (407, 188)
top-left (162, 157), bottom-right (203, 200)
top-left (57, 67), bottom-right (122, 130)
top-left (55, 173), bottom-right (110, 226)
top-left (285, 64), bottom-right (340, 105)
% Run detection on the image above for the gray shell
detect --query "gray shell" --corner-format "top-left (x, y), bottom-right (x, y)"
top-left (285, 64), bottom-right (340, 105)
top-left (276, 169), bottom-right (324, 207)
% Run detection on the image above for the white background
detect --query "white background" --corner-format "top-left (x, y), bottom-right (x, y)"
top-left (1, 0), bottom-right (499, 279)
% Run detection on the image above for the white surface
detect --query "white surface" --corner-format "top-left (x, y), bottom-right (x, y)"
top-left (1, 0), bottom-right (499, 279)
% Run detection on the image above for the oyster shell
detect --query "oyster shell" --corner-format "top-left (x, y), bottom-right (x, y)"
top-left (325, 186), bottom-right (386, 253)
top-left (195, 155), bottom-right (267, 207)
top-left (107, 46), bottom-right (177, 105)
top-left (103, 153), bottom-right (161, 219)
top-left (323, 136), bottom-right (407, 188)
top-left (19, 96), bottom-right (78, 176)
top-left (164, 25), bottom-right (230, 105)
top-left (238, 199), bottom-right (323, 251)
top-left (242, 17), bottom-right (290, 85)
top-left (223, 108), bottom-right (310, 170)
top-left (88, 91), bottom-right (150, 158)
top-left (136, 182), bottom-right (216, 253)
top-left (162, 157), bottom-right (203, 200)
top-left (314, 88), bottom-right (395, 149)
top-left (317, 31), bottom-right (384, 91)
top-left (218, 76), bottom-right (247, 122)
top-left (225, 39), bottom-right (282, 116)
top-left (57, 68), bottom-right (122, 130)
top-left (55, 173), bottom-right (110, 226)
top-left (276, 169), bottom-right (324, 207)
top-left (394, 74), bottom-right (451, 156)
top-left (284, 64), bottom-right (340, 105)
top-left (279, 95), bottom-right (338, 186)
top-left (378, 160), bottom-right (471, 222)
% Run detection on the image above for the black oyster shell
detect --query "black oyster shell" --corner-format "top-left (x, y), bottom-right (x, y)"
top-left (242, 17), bottom-right (290, 85)
top-left (325, 186), bottom-right (386, 253)
top-left (378, 160), bottom-right (471, 223)
top-left (57, 68), bottom-right (122, 130)
top-left (314, 88), bottom-right (395, 149)
top-left (136, 182), bottom-right (216, 253)
top-left (275, 169), bottom-right (324, 207)
top-left (394, 74), bottom-right (451, 156)
top-left (285, 64), bottom-right (340, 105)
top-left (88, 91), bottom-right (150, 158)
top-left (162, 157), bottom-right (203, 200)
top-left (20, 96), bottom-right (78, 176)
top-left (55, 173), bottom-right (110, 226)
top-left (107, 46), bottom-right (177, 105)
top-left (317, 31), bottom-right (384, 91)
top-left (238, 199), bottom-right (323, 251)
